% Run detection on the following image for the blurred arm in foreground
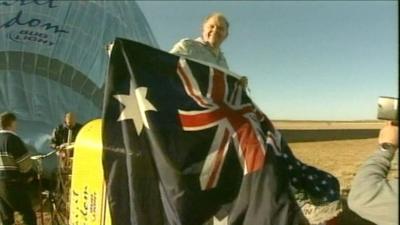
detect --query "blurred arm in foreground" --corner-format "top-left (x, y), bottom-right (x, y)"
top-left (348, 122), bottom-right (398, 225)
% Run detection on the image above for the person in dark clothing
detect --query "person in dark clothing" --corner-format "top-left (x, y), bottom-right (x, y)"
top-left (49, 112), bottom-right (82, 199)
top-left (0, 112), bottom-right (37, 225)
top-left (50, 112), bottom-right (83, 150)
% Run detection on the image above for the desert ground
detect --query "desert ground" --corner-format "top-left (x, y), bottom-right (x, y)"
top-left (289, 138), bottom-right (377, 225)
top-left (277, 120), bottom-right (394, 225)
top-left (274, 120), bottom-right (387, 191)
top-left (18, 121), bottom-right (395, 225)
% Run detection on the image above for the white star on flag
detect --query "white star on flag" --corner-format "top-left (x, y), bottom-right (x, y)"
top-left (114, 85), bottom-right (157, 134)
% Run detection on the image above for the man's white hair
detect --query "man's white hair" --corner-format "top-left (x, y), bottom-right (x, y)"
top-left (202, 12), bottom-right (229, 28)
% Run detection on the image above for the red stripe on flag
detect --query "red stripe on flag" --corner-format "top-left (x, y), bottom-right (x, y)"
top-left (180, 109), bottom-right (224, 128)
top-left (211, 69), bottom-right (226, 102)
top-left (236, 123), bottom-right (266, 172)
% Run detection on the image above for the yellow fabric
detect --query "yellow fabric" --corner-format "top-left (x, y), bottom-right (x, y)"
top-left (70, 119), bottom-right (111, 225)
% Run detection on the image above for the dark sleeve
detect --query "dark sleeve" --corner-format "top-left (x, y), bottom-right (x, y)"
top-left (8, 135), bottom-right (33, 173)
top-left (77, 123), bottom-right (83, 132)
top-left (9, 135), bottom-right (29, 160)
top-left (71, 123), bottom-right (83, 143)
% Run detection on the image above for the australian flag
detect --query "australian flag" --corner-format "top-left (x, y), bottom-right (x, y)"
top-left (102, 38), bottom-right (340, 225)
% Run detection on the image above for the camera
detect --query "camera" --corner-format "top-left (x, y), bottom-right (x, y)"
top-left (377, 96), bottom-right (398, 121)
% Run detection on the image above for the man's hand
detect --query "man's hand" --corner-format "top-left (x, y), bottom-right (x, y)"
top-left (379, 122), bottom-right (398, 148)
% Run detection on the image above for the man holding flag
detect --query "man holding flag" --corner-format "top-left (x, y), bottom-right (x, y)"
top-left (102, 38), bottom-right (341, 225)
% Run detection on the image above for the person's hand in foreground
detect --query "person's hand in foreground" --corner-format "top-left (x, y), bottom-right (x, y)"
top-left (379, 121), bottom-right (398, 150)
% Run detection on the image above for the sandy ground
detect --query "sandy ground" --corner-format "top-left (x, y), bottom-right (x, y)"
top-left (289, 138), bottom-right (379, 191)
top-left (274, 121), bottom-right (385, 130)
top-left (289, 139), bottom-right (397, 225)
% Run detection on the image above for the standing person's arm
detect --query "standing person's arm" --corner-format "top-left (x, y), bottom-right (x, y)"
top-left (9, 135), bottom-right (34, 175)
top-left (348, 123), bottom-right (399, 225)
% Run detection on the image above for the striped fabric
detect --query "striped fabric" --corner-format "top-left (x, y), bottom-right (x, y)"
top-left (0, 130), bottom-right (33, 179)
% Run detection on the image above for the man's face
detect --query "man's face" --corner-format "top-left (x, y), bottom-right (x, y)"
top-left (65, 113), bottom-right (76, 128)
top-left (202, 16), bottom-right (228, 49)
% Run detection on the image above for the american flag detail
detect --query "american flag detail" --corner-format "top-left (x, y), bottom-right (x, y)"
top-left (177, 58), bottom-right (267, 190)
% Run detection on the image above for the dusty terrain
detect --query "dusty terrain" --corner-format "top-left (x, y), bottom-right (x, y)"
top-left (279, 121), bottom-right (392, 225)
top-left (274, 121), bottom-right (384, 130)
top-left (289, 137), bottom-right (379, 191)
top-left (289, 138), bottom-right (378, 225)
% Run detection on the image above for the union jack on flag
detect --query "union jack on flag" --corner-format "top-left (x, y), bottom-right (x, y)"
top-left (102, 39), bottom-right (341, 225)
top-left (177, 58), bottom-right (267, 190)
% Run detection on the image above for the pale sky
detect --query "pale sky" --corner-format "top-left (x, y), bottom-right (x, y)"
top-left (138, 1), bottom-right (398, 120)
